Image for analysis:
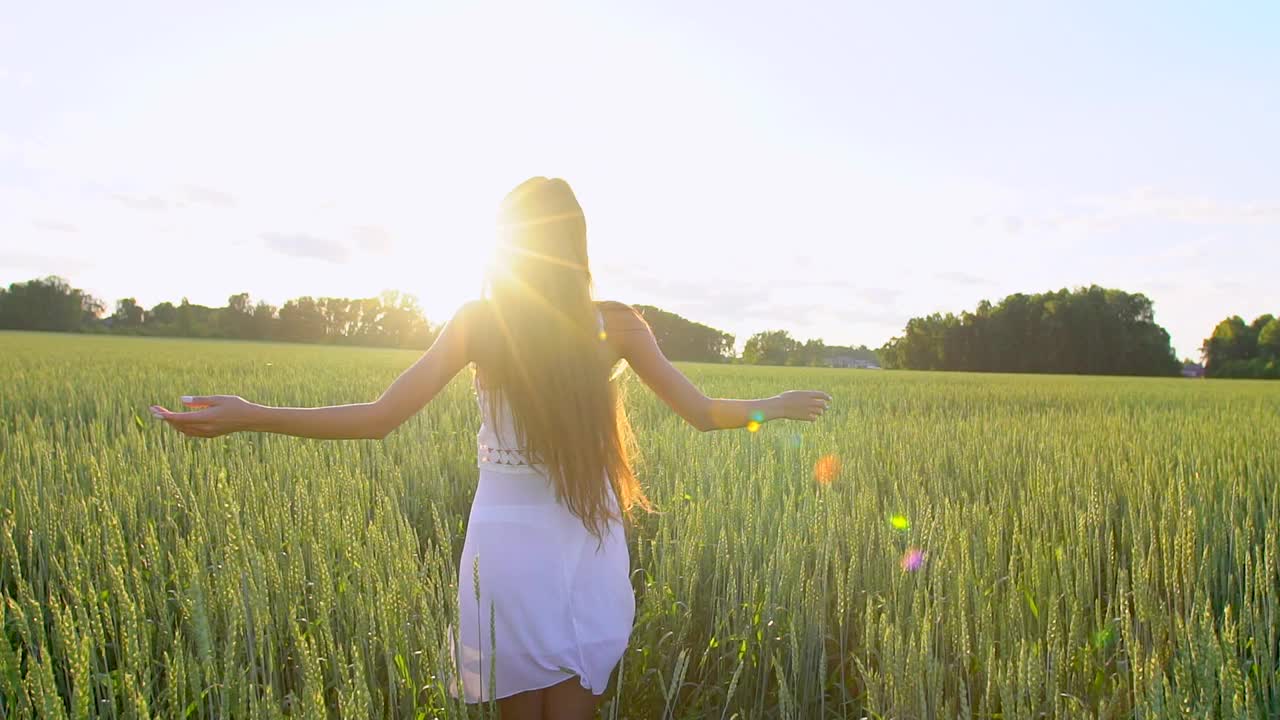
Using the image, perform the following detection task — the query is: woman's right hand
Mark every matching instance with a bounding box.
[150,395,258,438]
[776,391,832,422]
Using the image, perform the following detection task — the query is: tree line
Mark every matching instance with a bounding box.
[21,275,1256,378]
[633,305,735,362]
[740,330,879,367]
[0,276,437,349]
[1200,314,1280,379]
[0,276,885,366]
[632,305,879,366]
[0,276,867,364]
[877,285,1182,376]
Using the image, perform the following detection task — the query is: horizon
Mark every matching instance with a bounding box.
[0,272,1229,361]
[2,3,1277,359]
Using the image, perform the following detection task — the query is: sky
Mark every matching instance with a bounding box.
[2,1,1277,359]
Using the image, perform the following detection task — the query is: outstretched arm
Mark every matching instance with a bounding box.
[612,305,831,432]
[151,301,478,440]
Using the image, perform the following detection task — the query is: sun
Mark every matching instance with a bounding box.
[374,229,493,321]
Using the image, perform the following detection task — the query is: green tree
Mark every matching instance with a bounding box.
[81,293,106,327]
[348,297,385,343]
[278,296,326,343]
[1202,313,1280,378]
[147,301,178,328]
[220,292,254,338]
[1258,317,1280,361]
[633,305,735,362]
[786,338,825,366]
[321,297,355,341]
[112,298,145,329]
[250,301,278,340]
[376,290,435,348]
[174,297,219,337]
[1249,313,1274,337]
[1201,316,1252,376]
[0,276,97,331]
[882,286,1179,376]
[742,330,799,366]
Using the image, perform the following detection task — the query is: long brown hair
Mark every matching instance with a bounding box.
[473,177,649,539]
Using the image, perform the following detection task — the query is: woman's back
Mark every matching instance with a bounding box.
[453,302,635,703]
[467,298,645,514]
[473,305,606,472]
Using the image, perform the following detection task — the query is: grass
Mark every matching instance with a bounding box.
[1,330,1278,718]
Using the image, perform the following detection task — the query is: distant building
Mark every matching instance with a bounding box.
[1181,362,1205,378]
[828,354,881,369]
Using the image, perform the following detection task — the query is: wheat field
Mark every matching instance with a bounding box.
[1,330,1277,718]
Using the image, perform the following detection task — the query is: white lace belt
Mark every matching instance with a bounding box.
[477,442,543,474]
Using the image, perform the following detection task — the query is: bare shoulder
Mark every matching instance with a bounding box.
[454,298,492,325]
[595,300,650,333]
[446,299,493,359]
[595,300,656,362]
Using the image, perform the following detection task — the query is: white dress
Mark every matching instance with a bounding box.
[446,346,635,702]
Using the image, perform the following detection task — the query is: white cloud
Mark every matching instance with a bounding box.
[935,271,992,286]
[112,193,169,211]
[261,232,351,263]
[0,251,93,276]
[1046,188,1280,231]
[352,225,392,254]
[180,185,237,209]
[32,218,79,233]
[0,67,34,88]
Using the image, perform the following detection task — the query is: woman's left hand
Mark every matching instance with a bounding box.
[150,395,256,438]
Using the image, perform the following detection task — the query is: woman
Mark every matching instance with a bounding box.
[151,177,832,719]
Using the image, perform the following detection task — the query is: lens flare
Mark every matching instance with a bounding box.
[749,410,765,423]
[889,514,910,532]
[598,330,607,341]
[814,454,840,484]
[746,421,761,433]
[901,547,925,572]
